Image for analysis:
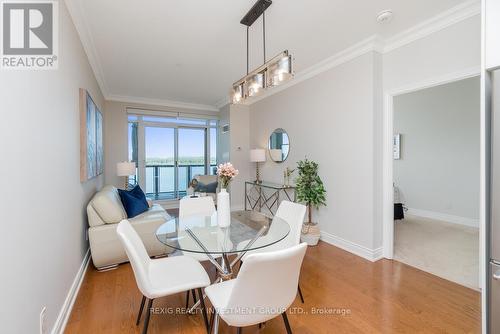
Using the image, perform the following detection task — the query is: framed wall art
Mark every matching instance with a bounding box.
[80,88,103,182]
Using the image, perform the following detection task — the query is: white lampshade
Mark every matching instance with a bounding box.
[116,161,136,176]
[250,149,266,162]
[269,149,283,162]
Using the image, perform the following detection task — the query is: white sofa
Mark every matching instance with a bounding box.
[87,185,172,270]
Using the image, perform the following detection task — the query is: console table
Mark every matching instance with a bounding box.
[244,181,296,217]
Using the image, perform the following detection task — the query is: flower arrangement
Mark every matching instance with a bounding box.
[217,162,239,189]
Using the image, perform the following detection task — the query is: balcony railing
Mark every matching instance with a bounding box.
[144,164,217,200]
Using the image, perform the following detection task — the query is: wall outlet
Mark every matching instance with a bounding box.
[39,307,47,334]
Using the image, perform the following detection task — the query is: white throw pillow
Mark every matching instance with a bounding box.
[91,185,127,224]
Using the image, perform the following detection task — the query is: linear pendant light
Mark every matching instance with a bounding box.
[230,0,293,104]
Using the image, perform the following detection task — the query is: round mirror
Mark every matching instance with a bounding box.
[268,128,290,163]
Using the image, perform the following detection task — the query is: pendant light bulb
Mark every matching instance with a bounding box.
[268,54,292,87]
[246,72,265,97]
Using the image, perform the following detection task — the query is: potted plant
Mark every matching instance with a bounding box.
[295,158,326,246]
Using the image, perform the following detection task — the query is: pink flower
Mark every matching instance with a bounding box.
[217,162,239,188]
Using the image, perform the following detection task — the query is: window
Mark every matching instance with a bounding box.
[127,113,219,200]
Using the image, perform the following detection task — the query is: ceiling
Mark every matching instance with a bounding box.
[70,0,472,110]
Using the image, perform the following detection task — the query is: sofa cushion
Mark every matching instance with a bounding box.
[90,185,127,224]
[195,181,218,193]
[129,204,170,222]
[118,185,149,218]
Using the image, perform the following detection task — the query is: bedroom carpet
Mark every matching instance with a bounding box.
[394,214,479,290]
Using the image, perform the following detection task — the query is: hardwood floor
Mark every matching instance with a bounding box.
[65,241,480,334]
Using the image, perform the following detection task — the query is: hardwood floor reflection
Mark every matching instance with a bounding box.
[65,241,480,333]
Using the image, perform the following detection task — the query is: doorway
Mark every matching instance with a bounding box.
[391,77,480,288]
[382,70,482,290]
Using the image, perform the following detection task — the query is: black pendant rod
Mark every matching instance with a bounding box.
[241,0,272,75]
[247,26,249,74]
[263,9,266,63]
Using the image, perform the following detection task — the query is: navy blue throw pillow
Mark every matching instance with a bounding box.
[118,185,149,218]
[129,185,149,207]
[195,181,218,193]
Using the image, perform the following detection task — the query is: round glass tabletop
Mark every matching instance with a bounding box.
[155,210,290,255]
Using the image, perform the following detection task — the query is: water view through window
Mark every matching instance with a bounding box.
[128,114,217,200]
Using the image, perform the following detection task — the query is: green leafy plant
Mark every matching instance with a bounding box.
[295,158,327,226]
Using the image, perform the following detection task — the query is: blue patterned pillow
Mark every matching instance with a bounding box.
[118,185,149,218]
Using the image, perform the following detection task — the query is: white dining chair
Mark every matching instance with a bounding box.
[205,243,308,334]
[116,220,211,334]
[179,196,216,218]
[273,200,307,247]
[240,201,307,302]
[179,196,220,307]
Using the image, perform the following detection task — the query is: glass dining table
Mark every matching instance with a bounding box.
[155,210,290,281]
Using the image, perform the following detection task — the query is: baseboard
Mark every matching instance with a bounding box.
[372,247,384,261]
[406,208,479,228]
[51,248,91,334]
[320,231,384,262]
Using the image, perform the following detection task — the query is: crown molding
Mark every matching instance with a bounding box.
[228,0,480,106]
[67,0,479,110]
[64,0,109,97]
[66,0,218,112]
[382,0,480,53]
[214,96,230,110]
[107,94,219,113]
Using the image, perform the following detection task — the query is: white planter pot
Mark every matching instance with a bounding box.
[301,223,321,246]
[217,188,231,228]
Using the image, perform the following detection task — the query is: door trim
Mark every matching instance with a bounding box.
[382,66,480,258]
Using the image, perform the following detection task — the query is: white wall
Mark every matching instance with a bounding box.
[0,2,104,333]
[217,104,230,164]
[228,104,252,209]
[485,0,500,70]
[393,77,480,223]
[104,101,128,188]
[248,52,380,252]
[383,16,480,92]
[243,14,480,258]
[380,15,480,248]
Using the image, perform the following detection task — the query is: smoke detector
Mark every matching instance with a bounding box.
[377,10,393,23]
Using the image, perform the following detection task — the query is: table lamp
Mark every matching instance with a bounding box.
[116,161,136,189]
[250,149,266,183]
